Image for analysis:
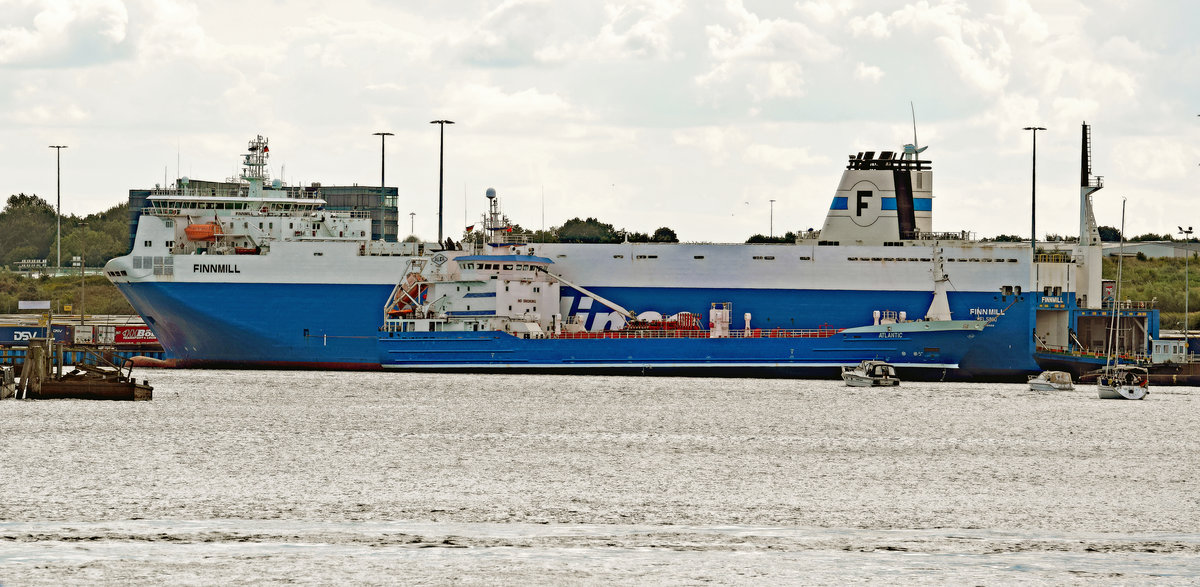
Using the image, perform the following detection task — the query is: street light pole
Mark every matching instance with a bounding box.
[1180,226,1193,346]
[49,145,67,274]
[430,120,454,245]
[1023,127,1045,261]
[77,222,87,328]
[769,199,776,238]
[372,132,393,242]
[410,212,415,236]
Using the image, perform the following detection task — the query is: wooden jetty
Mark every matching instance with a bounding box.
[5,339,152,401]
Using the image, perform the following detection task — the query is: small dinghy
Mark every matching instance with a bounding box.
[1027,370,1074,391]
[841,360,900,387]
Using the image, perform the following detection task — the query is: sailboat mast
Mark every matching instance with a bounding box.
[1107,198,1127,369]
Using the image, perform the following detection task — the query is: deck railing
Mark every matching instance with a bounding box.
[551,327,844,340]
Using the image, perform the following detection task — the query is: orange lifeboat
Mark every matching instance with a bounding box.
[184,222,223,242]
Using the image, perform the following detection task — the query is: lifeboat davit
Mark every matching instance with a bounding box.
[184,222,223,242]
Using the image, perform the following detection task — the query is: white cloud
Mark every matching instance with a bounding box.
[848,11,889,38]
[590,0,684,60]
[0,0,1197,244]
[672,126,748,164]
[696,0,840,103]
[0,0,130,67]
[854,62,883,83]
[796,0,855,24]
[888,1,1012,94]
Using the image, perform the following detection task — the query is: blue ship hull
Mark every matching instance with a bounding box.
[378,325,981,378]
[114,281,1035,378]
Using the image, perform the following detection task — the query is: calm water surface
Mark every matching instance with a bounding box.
[2,370,1199,585]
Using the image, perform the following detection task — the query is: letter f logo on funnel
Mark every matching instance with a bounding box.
[849,183,882,227]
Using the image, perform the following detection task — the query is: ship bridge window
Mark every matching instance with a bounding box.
[503,264,513,270]
[818,240,839,246]
[614,255,624,259]
[799,256,811,261]
[694,255,704,259]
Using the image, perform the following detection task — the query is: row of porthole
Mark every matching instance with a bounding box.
[604,255,814,261]
[846,257,1019,263]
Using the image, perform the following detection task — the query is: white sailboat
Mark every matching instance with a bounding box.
[1097,199,1149,400]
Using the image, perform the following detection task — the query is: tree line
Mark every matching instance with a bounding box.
[462,217,682,244]
[0,193,130,269]
[984,226,1194,243]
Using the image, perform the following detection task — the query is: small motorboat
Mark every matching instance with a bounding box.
[1097,365,1149,400]
[841,360,900,387]
[1027,370,1074,391]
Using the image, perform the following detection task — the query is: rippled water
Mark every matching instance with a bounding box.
[2,371,1199,584]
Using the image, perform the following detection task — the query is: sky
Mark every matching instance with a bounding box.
[1,0,1198,243]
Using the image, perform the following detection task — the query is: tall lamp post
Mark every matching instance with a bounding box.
[769,199,776,238]
[372,132,393,241]
[49,145,67,274]
[76,222,87,328]
[1180,226,1193,346]
[409,212,416,236]
[1023,127,1045,261]
[430,120,454,244]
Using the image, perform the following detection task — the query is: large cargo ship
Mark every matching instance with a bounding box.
[103,127,1130,378]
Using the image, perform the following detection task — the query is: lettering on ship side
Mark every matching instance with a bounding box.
[969,308,1003,316]
[193,264,242,274]
[878,332,902,338]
